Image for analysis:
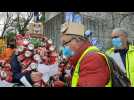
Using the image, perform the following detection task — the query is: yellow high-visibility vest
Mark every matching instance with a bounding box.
[106,45,134,87]
[71,46,112,87]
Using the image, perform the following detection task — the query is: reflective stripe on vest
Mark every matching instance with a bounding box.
[71,46,112,87]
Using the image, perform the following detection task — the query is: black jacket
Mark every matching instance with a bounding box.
[10,54,33,85]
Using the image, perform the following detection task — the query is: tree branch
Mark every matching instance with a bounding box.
[20,12,33,33]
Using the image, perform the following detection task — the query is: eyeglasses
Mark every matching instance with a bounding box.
[112,36,119,39]
[62,38,75,46]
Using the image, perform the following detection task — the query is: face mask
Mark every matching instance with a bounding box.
[62,46,75,58]
[112,37,122,49]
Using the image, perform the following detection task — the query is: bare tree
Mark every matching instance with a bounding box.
[14,12,34,34]
[1,12,14,36]
[1,12,34,37]
[116,12,134,27]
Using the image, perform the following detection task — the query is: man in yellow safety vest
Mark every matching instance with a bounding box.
[106,28,134,87]
[59,22,111,87]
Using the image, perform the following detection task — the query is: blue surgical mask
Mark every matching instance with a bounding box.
[112,37,122,49]
[62,46,75,57]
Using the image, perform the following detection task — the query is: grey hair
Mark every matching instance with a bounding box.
[112,28,128,36]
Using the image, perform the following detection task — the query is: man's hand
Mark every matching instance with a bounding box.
[53,80,65,87]
[31,72,43,82]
